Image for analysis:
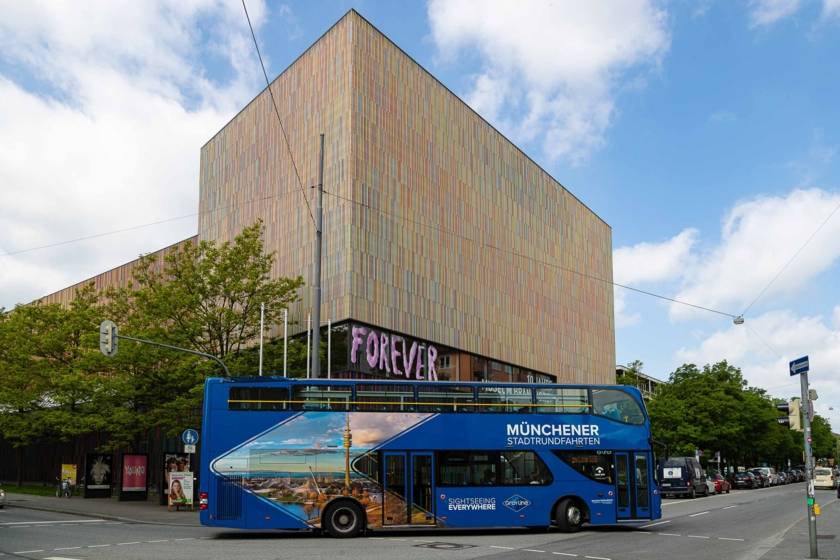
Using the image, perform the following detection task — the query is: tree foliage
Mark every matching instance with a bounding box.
[648,360,834,469]
[0,221,303,457]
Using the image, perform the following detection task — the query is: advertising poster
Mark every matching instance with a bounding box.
[160,453,191,505]
[168,472,194,508]
[119,454,148,500]
[84,453,113,498]
[60,464,78,485]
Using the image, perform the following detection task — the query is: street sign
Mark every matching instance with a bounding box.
[184,444,196,454]
[790,356,809,376]
[181,429,199,445]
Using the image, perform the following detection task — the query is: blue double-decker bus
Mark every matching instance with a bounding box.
[199,378,661,537]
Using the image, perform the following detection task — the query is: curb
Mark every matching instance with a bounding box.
[6,499,202,528]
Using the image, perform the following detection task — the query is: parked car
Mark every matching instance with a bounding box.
[730,471,758,489]
[0,483,5,508]
[750,469,770,488]
[752,467,776,486]
[814,467,837,489]
[777,472,788,485]
[658,456,710,498]
[710,472,731,494]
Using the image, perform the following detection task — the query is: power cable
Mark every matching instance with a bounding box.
[742,196,840,317]
[241,0,315,226]
[322,190,739,320]
[0,188,302,258]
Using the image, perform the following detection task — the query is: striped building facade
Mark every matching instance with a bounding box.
[41,11,614,385]
[198,11,614,384]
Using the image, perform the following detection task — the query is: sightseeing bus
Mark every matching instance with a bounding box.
[199,377,661,537]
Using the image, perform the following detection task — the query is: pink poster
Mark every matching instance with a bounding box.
[122,454,148,492]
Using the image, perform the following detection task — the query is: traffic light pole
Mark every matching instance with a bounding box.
[800,371,817,559]
[117,334,231,378]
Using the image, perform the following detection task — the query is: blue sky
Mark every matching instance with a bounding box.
[1,1,839,424]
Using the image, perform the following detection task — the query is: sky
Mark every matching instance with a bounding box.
[1,1,840,425]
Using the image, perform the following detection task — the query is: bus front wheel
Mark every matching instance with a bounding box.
[324,501,365,538]
[554,498,584,533]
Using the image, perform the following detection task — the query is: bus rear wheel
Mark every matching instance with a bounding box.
[324,501,365,538]
[554,498,584,533]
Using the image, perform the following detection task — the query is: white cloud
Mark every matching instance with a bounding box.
[748,0,802,27]
[676,307,840,428]
[614,229,697,285]
[671,189,840,320]
[825,0,840,18]
[427,0,670,164]
[0,0,270,308]
[612,229,697,327]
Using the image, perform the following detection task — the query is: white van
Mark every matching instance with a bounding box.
[814,467,836,489]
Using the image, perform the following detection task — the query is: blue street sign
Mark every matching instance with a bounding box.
[181,428,199,445]
[790,356,809,376]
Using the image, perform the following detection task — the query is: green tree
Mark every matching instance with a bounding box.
[102,220,304,446]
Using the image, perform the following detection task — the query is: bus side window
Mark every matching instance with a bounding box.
[591,389,645,424]
[417,385,475,412]
[354,384,415,412]
[291,385,351,411]
[476,386,533,413]
[535,387,588,413]
[228,387,289,411]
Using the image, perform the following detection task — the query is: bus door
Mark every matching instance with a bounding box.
[615,451,652,519]
[382,452,435,526]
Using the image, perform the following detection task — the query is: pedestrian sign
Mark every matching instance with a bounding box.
[181,429,199,445]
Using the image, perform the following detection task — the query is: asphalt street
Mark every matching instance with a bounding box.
[1,484,835,560]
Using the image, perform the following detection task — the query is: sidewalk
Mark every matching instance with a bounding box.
[5,491,201,526]
[761,497,840,560]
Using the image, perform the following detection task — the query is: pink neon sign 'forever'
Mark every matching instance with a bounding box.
[349,325,438,381]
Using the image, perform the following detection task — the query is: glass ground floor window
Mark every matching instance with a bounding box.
[261,319,557,384]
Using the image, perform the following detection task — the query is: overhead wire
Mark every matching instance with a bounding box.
[742,196,840,317]
[241,0,315,226]
[0,188,302,258]
[322,189,740,320]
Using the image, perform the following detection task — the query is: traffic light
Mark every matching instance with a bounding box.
[99,320,119,357]
[776,399,802,431]
[789,398,802,432]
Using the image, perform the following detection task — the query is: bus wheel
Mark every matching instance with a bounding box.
[555,498,583,533]
[324,501,364,538]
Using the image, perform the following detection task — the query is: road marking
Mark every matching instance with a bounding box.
[368,537,385,540]
[552,554,578,557]
[116,541,141,545]
[723,505,737,510]
[174,537,195,541]
[584,556,611,560]
[13,551,44,554]
[491,546,514,549]
[44,557,85,560]
[412,539,434,542]
[659,533,681,536]
[688,535,710,539]
[718,537,745,541]
[523,549,546,553]
[389,538,407,541]
[689,511,710,517]
[640,520,671,528]
[0,519,104,526]
[87,544,111,548]
[146,539,169,543]
[54,547,82,550]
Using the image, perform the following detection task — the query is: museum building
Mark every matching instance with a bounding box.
[41,10,615,386]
